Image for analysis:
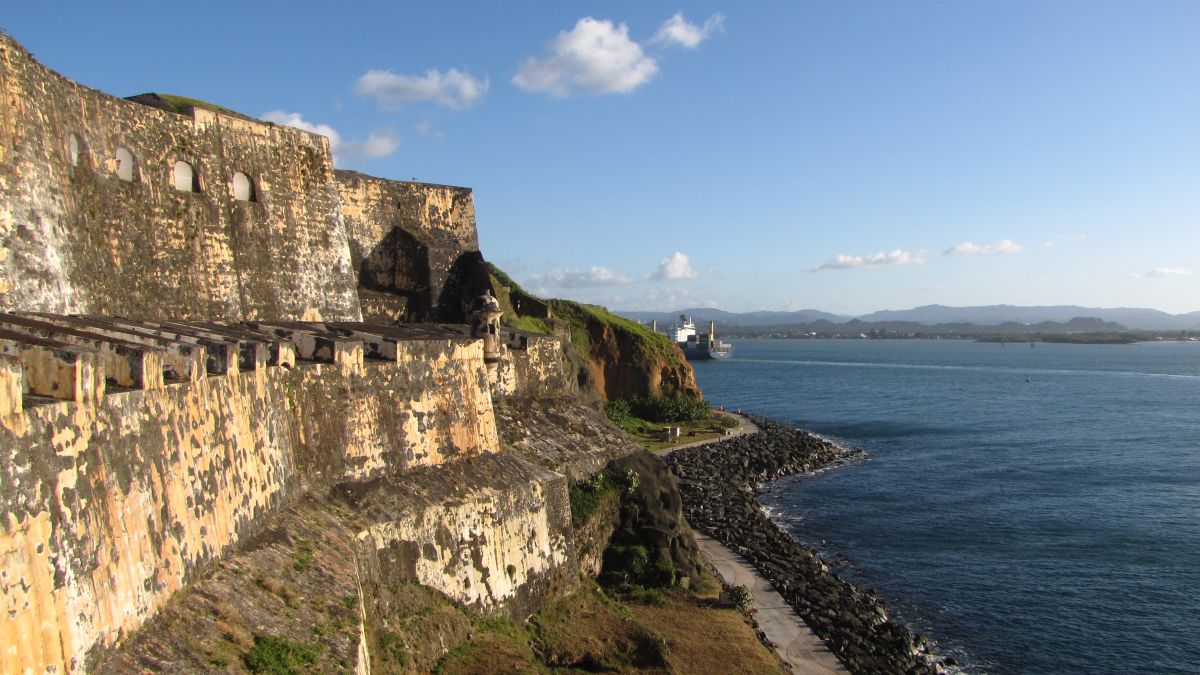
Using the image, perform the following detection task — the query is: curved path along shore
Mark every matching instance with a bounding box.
[665,412,849,675]
[662,410,760,453]
[697,534,848,675]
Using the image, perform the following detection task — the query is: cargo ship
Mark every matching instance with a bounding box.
[671,314,733,360]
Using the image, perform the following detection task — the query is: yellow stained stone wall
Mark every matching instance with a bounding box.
[0,338,498,673]
[493,334,571,398]
[351,453,577,620]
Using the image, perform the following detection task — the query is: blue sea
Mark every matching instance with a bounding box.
[690,339,1200,675]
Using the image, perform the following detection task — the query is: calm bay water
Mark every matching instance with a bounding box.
[690,339,1200,674]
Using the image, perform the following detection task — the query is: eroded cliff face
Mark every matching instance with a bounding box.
[578,314,701,402]
[488,266,701,403]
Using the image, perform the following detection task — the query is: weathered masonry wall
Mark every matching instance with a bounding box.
[336,170,481,322]
[94,454,577,674]
[351,453,576,620]
[496,396,643,479]
[492,331,572,398]
[0,34,361,321]
[0,319,498,674]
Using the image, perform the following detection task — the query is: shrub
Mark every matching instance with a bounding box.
[243,635,321,673]
[629,395,711,423]
[604,399,634,427]
[568,471,616,527]
[727,585,753,612]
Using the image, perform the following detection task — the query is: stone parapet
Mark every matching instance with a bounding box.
[0,317,499,673]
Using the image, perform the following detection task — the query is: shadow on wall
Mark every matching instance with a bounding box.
[359,226,432,321]
[434,251,495,323]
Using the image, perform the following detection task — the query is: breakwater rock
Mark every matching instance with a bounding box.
[666,416,947,675]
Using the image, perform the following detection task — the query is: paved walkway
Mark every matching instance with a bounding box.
[660,411,846,672]
[696,534,848,675]
[658,410,759,455]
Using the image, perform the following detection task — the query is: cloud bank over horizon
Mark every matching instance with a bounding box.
[944,239,1023,256]
[814,249,924,271]
[528,266,632,289]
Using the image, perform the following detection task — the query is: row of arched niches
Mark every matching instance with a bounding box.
[67,133,258,202]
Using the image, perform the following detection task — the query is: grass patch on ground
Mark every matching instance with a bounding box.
[625,574,784,675]
[530,581,667,671]
[432,576,784,674]
[432,615,540,675]
[243,635,321,674]
[606,406,740,453]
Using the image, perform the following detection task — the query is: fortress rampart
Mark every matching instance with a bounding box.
[337,171,480,323]
[0,31,604,674]
[0,319,507,671]
[0,36,360,322]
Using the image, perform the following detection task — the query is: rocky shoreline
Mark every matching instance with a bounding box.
[666,415,952,675]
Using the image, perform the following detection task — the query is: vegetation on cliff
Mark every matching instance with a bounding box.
[488,263,702,401]
[440,452,780,674]
[127,92,258,121]
[435,577,785,675]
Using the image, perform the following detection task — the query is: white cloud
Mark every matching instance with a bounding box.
[611,286,701,311]
[1144,267,1193,279]
[652,252,698,281]
[355,68,488,109]
[261,111,399,165]
[262,110,339,142]
[529,266,632,288]
[943,239,1023,256]
[652,12,725,48]
[513,17,659,96]
[813,249,924,271]
[339,131,399,159]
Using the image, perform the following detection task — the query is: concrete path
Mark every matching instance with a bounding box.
[658,410,760,455]
[696,534,848,675]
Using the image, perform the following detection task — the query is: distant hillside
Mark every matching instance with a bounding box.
[855,304,1200,330]
[616,305,1200,331]
[619,308,849,327]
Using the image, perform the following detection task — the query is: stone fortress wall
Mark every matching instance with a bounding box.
[0,35,361,322]
[0,32,599,674]
[336,170,481,323]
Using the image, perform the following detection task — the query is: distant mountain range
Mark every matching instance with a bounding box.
[616,305,1200,331]
[619,308,851,327]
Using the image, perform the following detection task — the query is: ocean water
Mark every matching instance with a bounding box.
[690,339,1200,675]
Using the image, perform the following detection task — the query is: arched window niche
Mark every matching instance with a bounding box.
[115,147,135,181]
[173,160,200,193]
[232,172,256,202]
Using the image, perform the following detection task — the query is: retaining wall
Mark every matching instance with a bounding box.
[0,332,498,673]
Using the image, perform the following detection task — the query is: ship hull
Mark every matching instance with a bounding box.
[680,344,734,360]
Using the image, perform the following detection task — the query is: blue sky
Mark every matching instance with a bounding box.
[6,2,1200,314]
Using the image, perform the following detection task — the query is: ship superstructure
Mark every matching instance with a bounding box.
[672,314,733,360]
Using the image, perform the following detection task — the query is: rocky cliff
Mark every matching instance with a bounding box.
[489,265,700,403]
